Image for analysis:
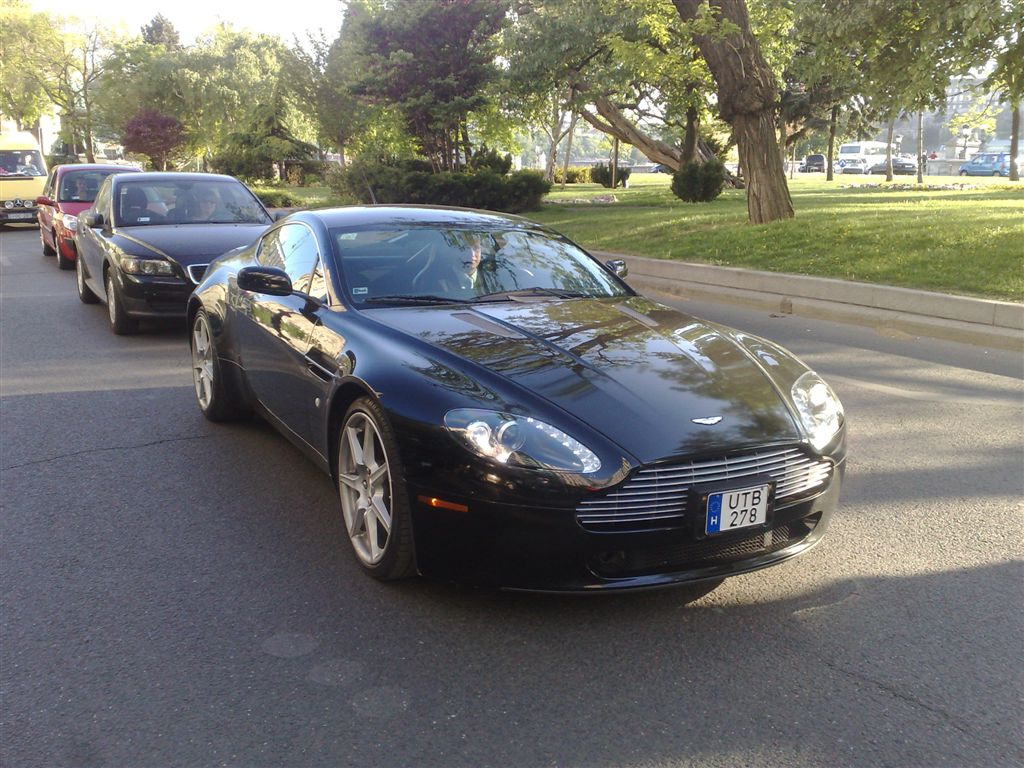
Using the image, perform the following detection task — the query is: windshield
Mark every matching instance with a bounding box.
[114,178,271,227]
[0,150,45,177]
[58,170,124,203]
[331,226,631,306]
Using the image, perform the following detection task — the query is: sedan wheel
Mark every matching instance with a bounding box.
[41,227,56,256]
[76,254,99,304]
[190,310,249,422]
[105,271,138,335]
[337,398,415,580]
[56,246,73,271]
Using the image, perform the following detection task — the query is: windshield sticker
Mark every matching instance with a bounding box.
[352,287,368,295]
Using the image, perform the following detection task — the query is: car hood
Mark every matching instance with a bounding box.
[112,223,269,265]
[56,201,93,216]
[368,296,802,463]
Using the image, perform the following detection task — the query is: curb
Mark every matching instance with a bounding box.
[591,251,1023,352]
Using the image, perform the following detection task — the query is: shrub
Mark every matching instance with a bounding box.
[253,189,301,208]
[671,159,726,203]
[591,163,631,188]
[553,166,591,184]
[327,162,551,213]
[468,145,513,175]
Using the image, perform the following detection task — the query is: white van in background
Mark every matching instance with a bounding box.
[835,141,890,174]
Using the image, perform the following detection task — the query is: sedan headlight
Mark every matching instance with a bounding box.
[444,408,601,474]
[60,213,78,232]
[791,371,844,451]
[120,257,175,276]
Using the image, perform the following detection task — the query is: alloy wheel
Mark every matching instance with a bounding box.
[191,314,215,412]
[338,411,394,566]
[106,274,118,325]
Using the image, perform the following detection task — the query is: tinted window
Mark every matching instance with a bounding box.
[331,227,630,306]
[93,179,112,219]
[260,224,320,294]
[59,171,119,203]
[113,178,271,227]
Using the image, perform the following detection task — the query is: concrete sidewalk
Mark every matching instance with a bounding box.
[594,251,1023,352]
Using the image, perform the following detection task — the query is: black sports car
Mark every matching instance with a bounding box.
[75,172,273,334]
[865,157,918,175]
[189,206,846,592]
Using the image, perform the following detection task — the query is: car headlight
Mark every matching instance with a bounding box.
[791,371,844,451]
[120,257,176,276]
[444,408,601,474]
[60,213,78,232]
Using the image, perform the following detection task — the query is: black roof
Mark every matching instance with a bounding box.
[289,205,544,232]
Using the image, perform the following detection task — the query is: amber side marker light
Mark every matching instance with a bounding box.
[417,495,469,513]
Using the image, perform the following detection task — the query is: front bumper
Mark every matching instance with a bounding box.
[1,206,39,224]
[113,269,193,319]
[409,459,845,592]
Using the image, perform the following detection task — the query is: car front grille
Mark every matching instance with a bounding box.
[576,446,832,533]
[187,263,209,284]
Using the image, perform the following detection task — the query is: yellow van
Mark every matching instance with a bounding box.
[0,131,48,225]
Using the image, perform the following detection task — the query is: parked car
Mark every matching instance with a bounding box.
[188,206,846,593]
[0,131,47,226]
[798,154,826,172]
[865,157,917,175]
[958,152,1020,177]
[36,164,139,269]
[75,172,273,334]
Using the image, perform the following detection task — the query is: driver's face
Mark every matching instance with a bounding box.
[463,244,481,273]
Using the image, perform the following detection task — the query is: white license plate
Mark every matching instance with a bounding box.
[6,212,34,220]
[706,484,770,535]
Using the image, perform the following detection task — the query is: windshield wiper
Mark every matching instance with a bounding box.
[362,294,474,306]
[472,287,589,302]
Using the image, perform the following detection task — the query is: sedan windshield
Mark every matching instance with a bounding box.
[114,179,271,227]
[331,227,631,306]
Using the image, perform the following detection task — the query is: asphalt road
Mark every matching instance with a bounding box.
[2,226,1022,768]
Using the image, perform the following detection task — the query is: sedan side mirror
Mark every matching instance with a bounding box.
[605,259,628,278]
[237,265,293,296]
[35,195,55,207]
[83,212,104,228]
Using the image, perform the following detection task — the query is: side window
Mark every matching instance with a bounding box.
[93,180,112,219]
[307,258,329,304]
[43,169,58,198]
[258,224,320,296]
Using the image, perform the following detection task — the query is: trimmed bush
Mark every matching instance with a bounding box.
[591,163,631,188]
[553,166,591,184]
[253,188,301,208]
[327,162,551,213]
[468,145,513,175]
[671,159,726,203]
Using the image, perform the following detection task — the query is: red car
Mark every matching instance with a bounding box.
[37,164,139,269]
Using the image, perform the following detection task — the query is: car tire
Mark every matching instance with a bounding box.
[993,171,1000,177]
[56,247,73,271]
[337,397,416,581]
[190,309,249,422]
[41,227,56,256]
[105,270,139,335]
[76,254,99,304]
[960,171,968,176]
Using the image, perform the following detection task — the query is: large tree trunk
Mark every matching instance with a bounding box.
[672,0,793,223]
[1010,102,1020,182]
[827,105,838,181]
[560,112,578,191]
[682,105,699,164]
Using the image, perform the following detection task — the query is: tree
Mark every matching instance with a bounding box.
[672,0,794,223]
[141,14,181,49]
[123,108,184,169]
[216,87,318,181]
[986,10,1023,181]
[0,1,54,131]
[356,0,506,171]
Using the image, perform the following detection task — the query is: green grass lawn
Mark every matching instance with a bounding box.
[532,173,1024,302]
